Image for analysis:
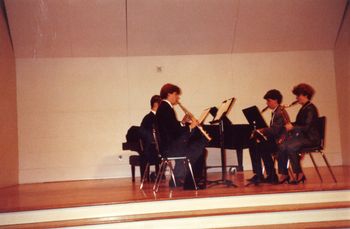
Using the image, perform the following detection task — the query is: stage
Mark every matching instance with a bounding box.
[0,166,349,228]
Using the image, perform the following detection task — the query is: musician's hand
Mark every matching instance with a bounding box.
[285,123,293,131]
[189,119,199,131]
[181,114,191,125]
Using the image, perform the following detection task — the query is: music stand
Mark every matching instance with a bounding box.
[242,106,268,129]
[208,97,237,187]
[242,105,269,143]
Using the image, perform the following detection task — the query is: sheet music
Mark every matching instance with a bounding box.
[213,98,235,122]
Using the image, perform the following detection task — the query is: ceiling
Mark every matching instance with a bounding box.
[4,0,348,58]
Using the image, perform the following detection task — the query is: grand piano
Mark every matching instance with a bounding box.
[203,107,253,172]
[122,107,253,177]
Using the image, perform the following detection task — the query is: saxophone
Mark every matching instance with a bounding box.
[177,102,212,142]
[277,101,298,144]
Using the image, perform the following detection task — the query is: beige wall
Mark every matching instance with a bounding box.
[17,50,342,183]
[0,9,18,187]
[334,9,350,166]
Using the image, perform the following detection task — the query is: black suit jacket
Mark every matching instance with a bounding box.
[141,111,156,131]
[262,105,285,141]
[139,111,158,162]
[293,102,320,145]
[155,101,189,151]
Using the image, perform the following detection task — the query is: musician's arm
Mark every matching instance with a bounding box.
[261,111,284,138]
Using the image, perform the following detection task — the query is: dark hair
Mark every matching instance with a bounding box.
[150,95,161,108]
[160,83,181,99]
[263,89,283,104]
[292,83,315,100]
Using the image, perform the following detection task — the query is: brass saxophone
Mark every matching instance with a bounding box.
[277,100,298,144]
[177,102,212,141]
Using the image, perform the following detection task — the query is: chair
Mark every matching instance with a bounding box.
[299,116,337,183]
[144,128,197,192]
[138,128,161,189]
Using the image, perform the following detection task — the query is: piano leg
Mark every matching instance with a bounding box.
[236,148,244,172]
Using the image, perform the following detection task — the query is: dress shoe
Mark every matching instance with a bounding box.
[279,175,290,184]
[150,172,157,182]
[196,182,206,190]
[196,179,207,189]
[265,174,279,184]
[183,181,206,190]
[246,175,264,186]
[183,177,200,190]
[290,175,306,185]
[246,175,264,182]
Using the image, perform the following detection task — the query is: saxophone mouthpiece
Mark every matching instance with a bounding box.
[289,100,298,107]
[261,106,269,113]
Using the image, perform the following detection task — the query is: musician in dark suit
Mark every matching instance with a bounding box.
[140,95,162,165]
[278,83,320,184]
[247,89,285,185]
[156,83,207,189]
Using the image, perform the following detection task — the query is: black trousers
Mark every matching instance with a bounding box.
[278,135,318,175]
[248,139,277,177]
[166,129,207,181]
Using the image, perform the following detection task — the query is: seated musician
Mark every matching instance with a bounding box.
[278,83,320,184]
[155,83,207,189]
[139,95,162,178]
[247,89,284,185]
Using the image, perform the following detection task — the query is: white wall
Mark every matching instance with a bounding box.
[16,50,342,183]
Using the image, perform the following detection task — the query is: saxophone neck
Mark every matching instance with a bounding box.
[178,102,191,115]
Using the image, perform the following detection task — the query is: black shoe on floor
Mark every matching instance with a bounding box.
[246,175,264,186]
[183,181,206,190]
[150,172,157,182]
[265,174,279,184]
[246,175,264,183]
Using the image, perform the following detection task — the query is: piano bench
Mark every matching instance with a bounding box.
[129,155,141,182]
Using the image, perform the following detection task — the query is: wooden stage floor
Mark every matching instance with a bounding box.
[1,166,349,213]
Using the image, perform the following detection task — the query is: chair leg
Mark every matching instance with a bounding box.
[261,158,266,176]
[153,160,167,192]
[167,160,177,187]
[320,150,337,183]
[287,159,295,181]
[140,163,150,190]
[185,158,198,190]
[131,165,135,182]
[309,153,323,182]
[153,159,165,192]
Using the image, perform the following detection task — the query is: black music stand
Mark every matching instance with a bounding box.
[242,106,268,129]
[208,97,237,187]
